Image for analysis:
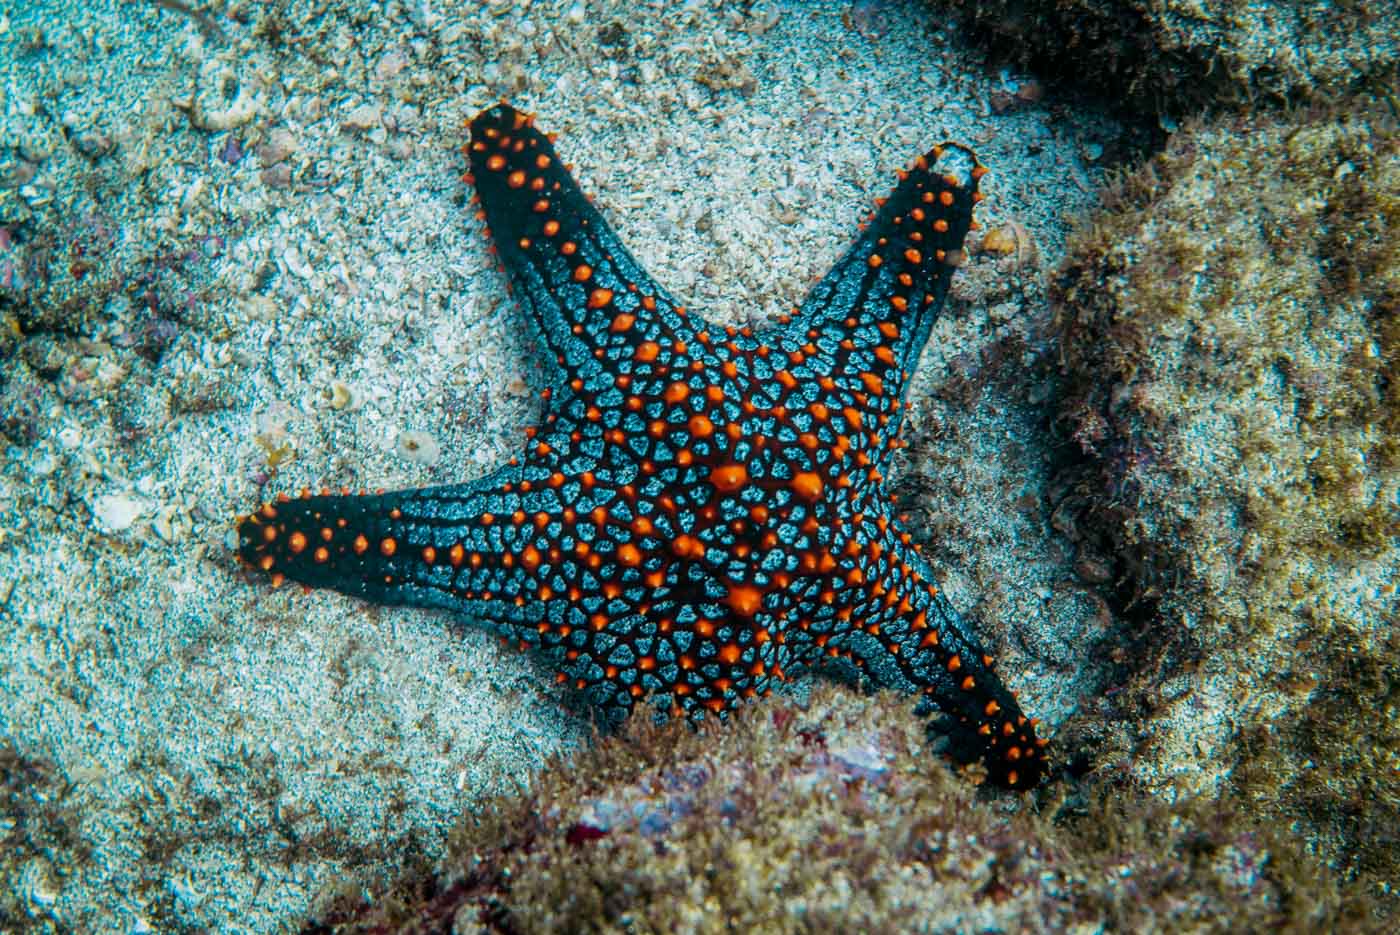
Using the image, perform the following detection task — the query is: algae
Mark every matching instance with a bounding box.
[932,0,1400,116]
[1053,100,1399,895]
[306,686,1383,933]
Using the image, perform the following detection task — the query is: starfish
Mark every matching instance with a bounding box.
[237,103,1047,789]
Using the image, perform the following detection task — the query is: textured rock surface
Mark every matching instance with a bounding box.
[934,0,1400,113]
[312,686,1382,933]
[1054,102,1398,891]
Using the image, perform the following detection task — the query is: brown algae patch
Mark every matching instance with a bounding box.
[310,686,1384,933]
[1053,100,1399,892]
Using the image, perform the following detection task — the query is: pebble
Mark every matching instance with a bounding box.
[92,493,145,532]
[31,446,60,477]
[73,131,115,159]
[19,860,58,911]
[259,164,292,188]
[283,247,313,279]
[342,103,381,131]
[328,380,358,410]
[258,129,298,167]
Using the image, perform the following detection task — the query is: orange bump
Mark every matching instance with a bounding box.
[618,543,642,566]
[588,287,613,309]
[573,264,592,282]
[486,154,506,171]
[689,414,714,438]
[288,531,307,553]
[671,534,704,560]
[791,471,823,501]
[507,169,526,188]
[710,463,748,492]
[726,585,763,616]
[380,537,397,557]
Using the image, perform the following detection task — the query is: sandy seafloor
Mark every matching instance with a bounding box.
[0,0,1123,929]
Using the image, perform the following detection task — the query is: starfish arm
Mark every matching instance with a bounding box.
[793,143,983,448]
[824,521,1046,789]
[236,462,573,622]
[235,449,711,725]
[465,103,699,391]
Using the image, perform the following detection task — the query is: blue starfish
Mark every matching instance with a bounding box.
[238,103,1047,788]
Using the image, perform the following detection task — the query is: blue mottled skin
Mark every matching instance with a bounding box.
[237,104,1047,789]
